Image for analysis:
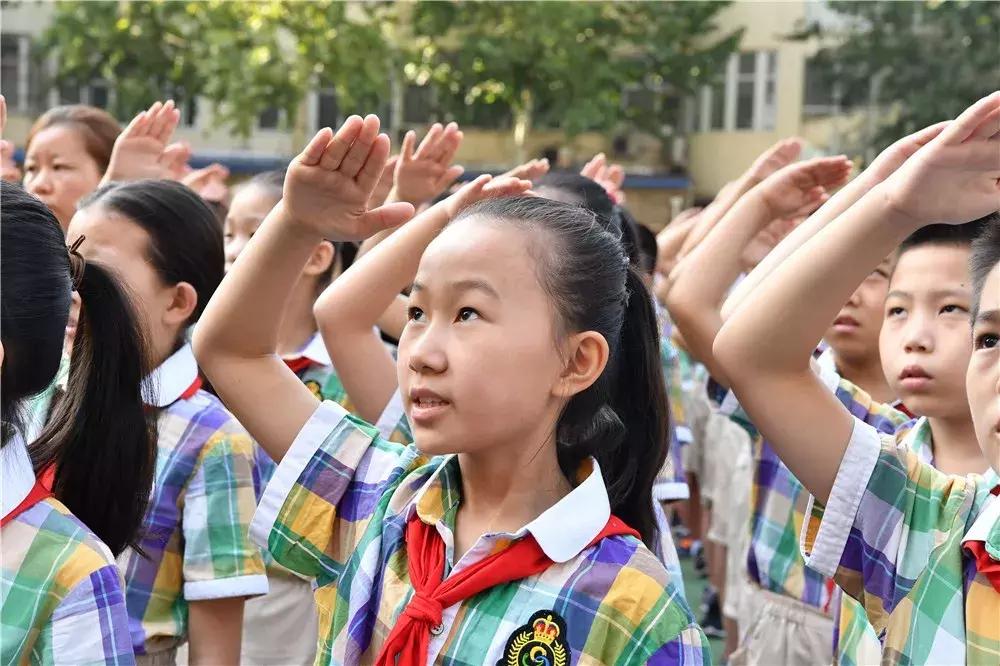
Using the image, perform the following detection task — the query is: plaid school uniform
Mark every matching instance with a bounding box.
[833,418,935,666]
[801,417,1000,665]
[117,343,267,656]
[2,438,135,665]
[655,336,690,502]
[716,358,912,610]
[251,401,711,665]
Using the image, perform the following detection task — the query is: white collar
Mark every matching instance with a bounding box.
[285,333,331,367]
[2,434,36,518]
[519,457,612,563]
[144,343,199,408]
[962,487,1000,546]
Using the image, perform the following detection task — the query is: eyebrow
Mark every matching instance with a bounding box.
[975,309,1000,326]
[411,278,501,299]
[886,288,969,300]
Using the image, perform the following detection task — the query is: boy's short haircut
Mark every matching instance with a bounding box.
[969,213,1000,320]
[899,218,991,255]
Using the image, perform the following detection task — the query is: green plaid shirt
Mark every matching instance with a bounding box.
[802,417,1000,665]
[251,401,711,665]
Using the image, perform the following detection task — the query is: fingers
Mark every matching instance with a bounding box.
[121,109,150,139]
[360,201,416,235]
[148,100,178,142]
[319,115,363,170]
[435,164,465,190]
[400,131,416,162]
[300,127,334,167]
[434,124,463,166]
[338,114,381,178]
[939,91,1000,144]
[482,176,533,198]
[906,121,950,148]
[357,133,391,191]
[606,164,625,189]
[581,153,606,179]
[970,103,1000,141]
[414,123,443,160]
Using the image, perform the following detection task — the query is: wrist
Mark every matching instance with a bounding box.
[869,181,928,236]
[272,200,334,243]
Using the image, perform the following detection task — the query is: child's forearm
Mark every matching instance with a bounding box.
[716,185,917,379]
[720,173,874,320]
[666,193,772,383]
[677,179,747,258]
[187,598,245,666]
[316,201,449,341]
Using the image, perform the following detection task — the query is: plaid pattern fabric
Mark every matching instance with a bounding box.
[251,401,711,665]
[719,376,911,610]
[2,498,135,665]
[802,418,1000,665]
[655,337,690,501]
[117,389,267,655]
[833,418,935,665]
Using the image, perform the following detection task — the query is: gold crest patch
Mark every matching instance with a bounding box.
[497,609,569,666]
[303,379,323,400]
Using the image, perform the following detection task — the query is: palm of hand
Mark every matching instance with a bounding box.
[112,137,169,180]
[396,159,447,203]
[284,165,370,238]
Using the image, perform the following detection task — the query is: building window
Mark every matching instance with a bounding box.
[87,82,110,109]
[316,89,340,130]
[259,106,280,130]
[693,50,778,133]
[1,34,30,111]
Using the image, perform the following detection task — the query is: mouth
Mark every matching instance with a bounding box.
[831,315,860,332]
[898,365,933,390]
[408,387,452,424]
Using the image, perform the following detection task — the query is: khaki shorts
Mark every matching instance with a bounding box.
[706,417,752,545]
[730,587,834,666]
[136,648,178,666]
[241,571,319,665]
[722,438,753,622]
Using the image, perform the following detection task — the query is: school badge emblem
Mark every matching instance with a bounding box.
[303,379,323,400]
[497,610,569,666]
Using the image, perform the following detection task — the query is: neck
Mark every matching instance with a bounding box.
[456,429,572,537]
[835,353,896,404]
[276,279,320,358]
[928,415,989,476]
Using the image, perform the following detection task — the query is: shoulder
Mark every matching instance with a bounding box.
[3,498,119,594]
[164,389,255,459]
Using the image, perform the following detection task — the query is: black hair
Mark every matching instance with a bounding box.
[80,180,224,331]
[1,182,154,556]
[242,169,357,277]
[899,218,990,254]
[454,196,669,547]
[535,172,641,266]
[626,211,657,276]
[969,214,1000,320]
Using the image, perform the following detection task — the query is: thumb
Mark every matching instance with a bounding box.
[435,165,465,189]
[360,202,416,236]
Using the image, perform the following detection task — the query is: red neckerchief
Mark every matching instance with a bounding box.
[374,514,639,666]
[284,357,314,375]
[145,376,203,413]
[964,484,1000,594]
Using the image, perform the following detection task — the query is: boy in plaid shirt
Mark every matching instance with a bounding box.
[716,93,1000,665]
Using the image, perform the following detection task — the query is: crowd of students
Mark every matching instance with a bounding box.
[0,84,997,666]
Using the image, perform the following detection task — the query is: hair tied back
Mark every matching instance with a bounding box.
[67,235,87,290]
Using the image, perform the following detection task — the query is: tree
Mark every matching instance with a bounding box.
[41,0,391,138]
[408,1,741,160]
[798,0,1000,155]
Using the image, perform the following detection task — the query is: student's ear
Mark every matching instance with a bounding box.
[162,282,198,330]
[553,331,610,399]
[302,240,336,278]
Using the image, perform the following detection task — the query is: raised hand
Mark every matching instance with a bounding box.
[501,157,550,181]
[443,174,533,219]
[0,95,21,183]
[181,163,230,203]
[755,155,853,218]
[881,91,1000,226]
[102,100,181,183]
[369,154,399,208]
[744,137,804,184]
[392,122,464,206]
[161,141,192,181]
[282,115,414,240]
[863,121,949,185]
[581,153,626,203]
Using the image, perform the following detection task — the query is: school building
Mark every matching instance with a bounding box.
[2,0,861,227]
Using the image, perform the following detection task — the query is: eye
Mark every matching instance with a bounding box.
[872,268,890,280]
[407,306,425,322]
[886,306,906,317]
[940,304,967,315]
[974,332,999,350]
[456,307,480,322]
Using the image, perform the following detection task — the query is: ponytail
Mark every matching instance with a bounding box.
[31,259,155,556]
[455,196,669,547]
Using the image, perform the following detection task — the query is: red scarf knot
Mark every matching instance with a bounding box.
[402,592,443,627]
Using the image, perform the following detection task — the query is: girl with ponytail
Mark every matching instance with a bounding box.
[1,181,149,665]
[194,115,708,664]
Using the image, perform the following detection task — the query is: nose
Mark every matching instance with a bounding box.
[902,312,934,354]
[405,322,448,376]
[25,167,55,196]
[845,285,863,308]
